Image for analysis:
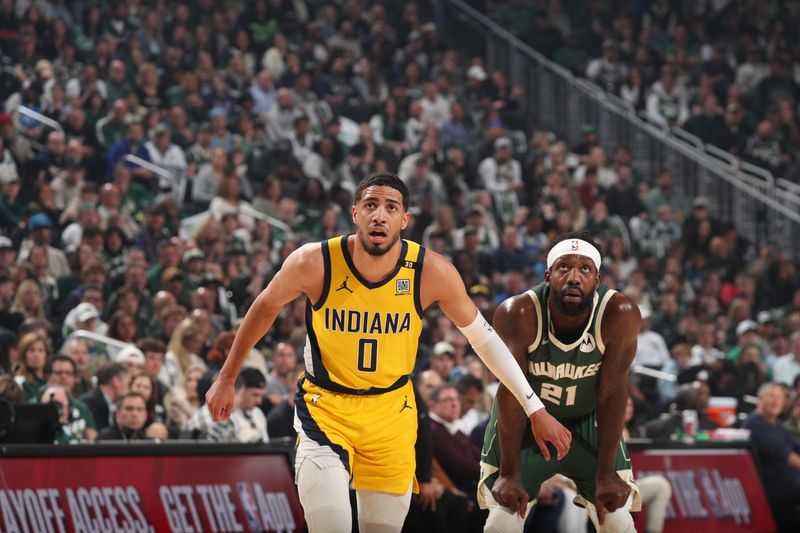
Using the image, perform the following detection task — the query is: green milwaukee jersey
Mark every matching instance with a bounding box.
[526,282,616,420]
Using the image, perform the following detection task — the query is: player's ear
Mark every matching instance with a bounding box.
[544,270,551,285]
[401,211,411,230]
[351,204,357,223]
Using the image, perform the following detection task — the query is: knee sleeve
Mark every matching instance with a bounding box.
[355,483,412,533]
[296,455,352,533]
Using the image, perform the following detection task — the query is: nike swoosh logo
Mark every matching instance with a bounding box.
[526,392,535,399]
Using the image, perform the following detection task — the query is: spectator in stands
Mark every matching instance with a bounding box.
[78,362,128,432]
[204,367,269,443]
[0,167,21,232]
[774,332,800,387]
[265,341,298,407]
[744,119,789,176]
[97,392,150,442]
[59,338,92,396]
[477,137,522,223]
[427,382,484,530]
[18,213,70,279]
[129,372,168,437]
[14,332,49,401]
[632,305,671,407]
[586,40,627,94]
[39,382,97,443]
[743,382,800,531]
[46,354,84,402]
[106,120,152,180]
[429,342,456,382]
[164,364,204,437]
[453,374,486,437]
[162,318,207,390]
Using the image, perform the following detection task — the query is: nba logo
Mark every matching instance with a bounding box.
[238,482,264,532]
[571,240,579,251]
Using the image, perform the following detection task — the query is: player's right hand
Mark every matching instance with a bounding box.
[529,409,572,461]
[492,474,528,517]
[206,377,235,421]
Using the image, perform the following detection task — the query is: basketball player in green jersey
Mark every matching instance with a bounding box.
[207,173,571,533]
[479,232,641,533]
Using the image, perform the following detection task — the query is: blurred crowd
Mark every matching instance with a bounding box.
[483,0,800,180]
[0,0,798,531]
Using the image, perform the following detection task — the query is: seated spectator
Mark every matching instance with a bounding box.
[18,214,71,280]
[743,120,788,176]
[13,332,50,402]
[145,124,187,186]
[78,363,129,432]
[265,342,299,407]
[633,305,671,407]
[58,338,93,397]
[645,66,689,128]
[428,383,481,497]
[453,374,487,437]
[196,368,269,443]
[97,392,151,442]
[39,383,97,443]
[129,372,168,438]
[161,318,208,390]
[477,137,522,223]
[743,383,800,531]
[586,40,627,94]
[623,397,672,533]
[106,121,152,182]
[164,364,204,437]
[773,332,800,387]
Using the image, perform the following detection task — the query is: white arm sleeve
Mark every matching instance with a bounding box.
[458,310,544,416]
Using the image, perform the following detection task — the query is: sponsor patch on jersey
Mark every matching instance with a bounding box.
[396,278,410,294]
[579,333,596,353]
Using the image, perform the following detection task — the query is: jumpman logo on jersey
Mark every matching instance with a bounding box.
[399,396,412,413]
[336,276,354,293]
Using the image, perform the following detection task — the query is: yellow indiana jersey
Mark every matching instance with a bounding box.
[303,235,425,393]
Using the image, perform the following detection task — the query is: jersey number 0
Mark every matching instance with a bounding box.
[357,338,378,372]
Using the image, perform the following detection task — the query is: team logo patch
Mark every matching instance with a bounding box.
[336,276,354,293]
[580,334,596,353]
[396,279,410,294]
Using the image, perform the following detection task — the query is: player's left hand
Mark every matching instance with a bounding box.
[414,481,440,511]
[594,475,631,525]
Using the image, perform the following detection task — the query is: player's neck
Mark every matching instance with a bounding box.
[350,236,402,283]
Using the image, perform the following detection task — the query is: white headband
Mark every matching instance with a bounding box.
[547,239,601,270]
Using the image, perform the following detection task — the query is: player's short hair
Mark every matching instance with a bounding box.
[354,172,409,211]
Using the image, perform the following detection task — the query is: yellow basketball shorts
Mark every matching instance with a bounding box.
[294,376,418,494]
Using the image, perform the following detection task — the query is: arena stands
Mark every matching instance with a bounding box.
[0,1,799,531]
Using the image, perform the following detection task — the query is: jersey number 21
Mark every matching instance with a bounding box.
[540,383,577,406]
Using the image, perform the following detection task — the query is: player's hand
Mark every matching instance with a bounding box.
[594,475,631,525]
[206,377,236,421]
[529,409,571,461]
[491,474,528,517]
[414,481,439,512]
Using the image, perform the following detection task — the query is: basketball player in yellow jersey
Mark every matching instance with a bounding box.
[206,172,571,533]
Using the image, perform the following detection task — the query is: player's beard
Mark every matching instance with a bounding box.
[357,229,399,256]
[550,285,593,317]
